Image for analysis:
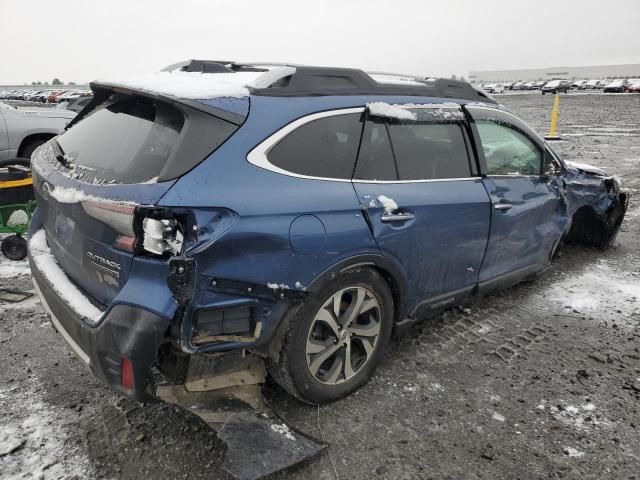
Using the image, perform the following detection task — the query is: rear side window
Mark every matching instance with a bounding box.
[354,119,397,181]
[57,95,238,184]
[386,122,472,180]
[267,113,362,179]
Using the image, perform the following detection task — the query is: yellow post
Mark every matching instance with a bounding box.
[545,94,561,140]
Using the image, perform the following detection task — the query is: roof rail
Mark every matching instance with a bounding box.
[158,60,496,103]
[251,66,495,103]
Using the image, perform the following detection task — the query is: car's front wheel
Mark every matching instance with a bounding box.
[269,268,393,404]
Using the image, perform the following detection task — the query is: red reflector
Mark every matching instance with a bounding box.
[121,357,134,389]
[113,235,136,252]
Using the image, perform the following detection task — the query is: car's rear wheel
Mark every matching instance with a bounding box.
[269,268,393,404]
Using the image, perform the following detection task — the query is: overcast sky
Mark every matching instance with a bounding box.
[1,0,639,85]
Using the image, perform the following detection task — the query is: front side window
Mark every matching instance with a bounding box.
[475,120,542,176]
[267,113,362,179]
[386,122,472,180]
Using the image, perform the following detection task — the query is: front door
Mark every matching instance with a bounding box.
[352,104,491,315]
[466,106,567,284]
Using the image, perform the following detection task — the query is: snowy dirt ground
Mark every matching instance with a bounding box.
[1,92,639,480]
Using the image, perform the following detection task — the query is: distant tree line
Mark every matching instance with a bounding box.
[28,78,76,86]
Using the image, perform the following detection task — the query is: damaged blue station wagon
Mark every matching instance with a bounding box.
[28,61,628,404]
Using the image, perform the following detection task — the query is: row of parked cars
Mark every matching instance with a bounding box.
[480,78,640,94]
[0,88,91,104]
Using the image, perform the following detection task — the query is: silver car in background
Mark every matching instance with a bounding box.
[0,102,75,160]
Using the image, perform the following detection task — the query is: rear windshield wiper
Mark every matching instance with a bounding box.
[51,139,70,168]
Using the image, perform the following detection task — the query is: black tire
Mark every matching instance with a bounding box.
[1,235,28,261]
[19,138,48,160]
[268,268,394,404]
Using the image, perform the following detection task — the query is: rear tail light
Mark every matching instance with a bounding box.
[82,201,136,236]
[82,200,137,252]
[82,200,187,256]
[120,357,134,389]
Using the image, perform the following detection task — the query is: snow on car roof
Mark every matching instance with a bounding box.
[96,67,296,100]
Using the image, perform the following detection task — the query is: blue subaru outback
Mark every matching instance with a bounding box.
[28,61,628,404]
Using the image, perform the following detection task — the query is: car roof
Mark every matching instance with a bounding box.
[92,60,497,106]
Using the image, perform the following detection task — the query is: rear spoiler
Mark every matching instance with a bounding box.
[65,82,247,132]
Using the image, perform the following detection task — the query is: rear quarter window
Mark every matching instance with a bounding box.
[267,113,362,179]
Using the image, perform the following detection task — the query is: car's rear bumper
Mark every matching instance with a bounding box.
[29,242,169,402]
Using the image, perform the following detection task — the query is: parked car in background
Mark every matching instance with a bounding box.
[61,94,93,113]
[502,82,514,90]
[27,61,628,405]
[0,101,75,161]
[541,80,571,94]
[627,82,640,93]
[47,91,67,103]
[603,79,628,93]
[522,81,535,90]
[596,80,608,89]
[532,81,545,90]
[571,80,587,90]
[483,83,504,94]
[56,91,86,103]
[512,81,525,90]
[584,79,600,89]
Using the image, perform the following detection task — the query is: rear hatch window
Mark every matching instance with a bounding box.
[56,93,239,184]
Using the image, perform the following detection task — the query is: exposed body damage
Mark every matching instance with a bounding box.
[27,63,629,479]
[560,161,628,248]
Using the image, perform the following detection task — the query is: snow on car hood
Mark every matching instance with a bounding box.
[564,160,608,177]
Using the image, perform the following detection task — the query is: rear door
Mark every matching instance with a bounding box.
[352,103,491,313]
[465,106,566,285]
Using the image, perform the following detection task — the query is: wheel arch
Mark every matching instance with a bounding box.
[306,254,408,323]
[17,132,56,157]
[263,254,408,365]
[565,204,609,248]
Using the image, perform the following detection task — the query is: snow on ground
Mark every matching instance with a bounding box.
[0,383,93,479]
[543,260,640,321]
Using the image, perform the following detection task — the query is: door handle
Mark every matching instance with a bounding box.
[494,202,513,211]
[380,212,415,223]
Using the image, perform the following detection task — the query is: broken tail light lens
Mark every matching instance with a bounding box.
[142,217,184,255]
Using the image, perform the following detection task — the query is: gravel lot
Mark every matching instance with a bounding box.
[1,92,639,480]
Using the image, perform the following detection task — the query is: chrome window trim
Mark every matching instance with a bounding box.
[352,177,480,184]
[486,174,541,179]
[246,107,364,183]
[247,106,480,184]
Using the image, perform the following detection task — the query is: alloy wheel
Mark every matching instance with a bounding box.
[305,287,382,385]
